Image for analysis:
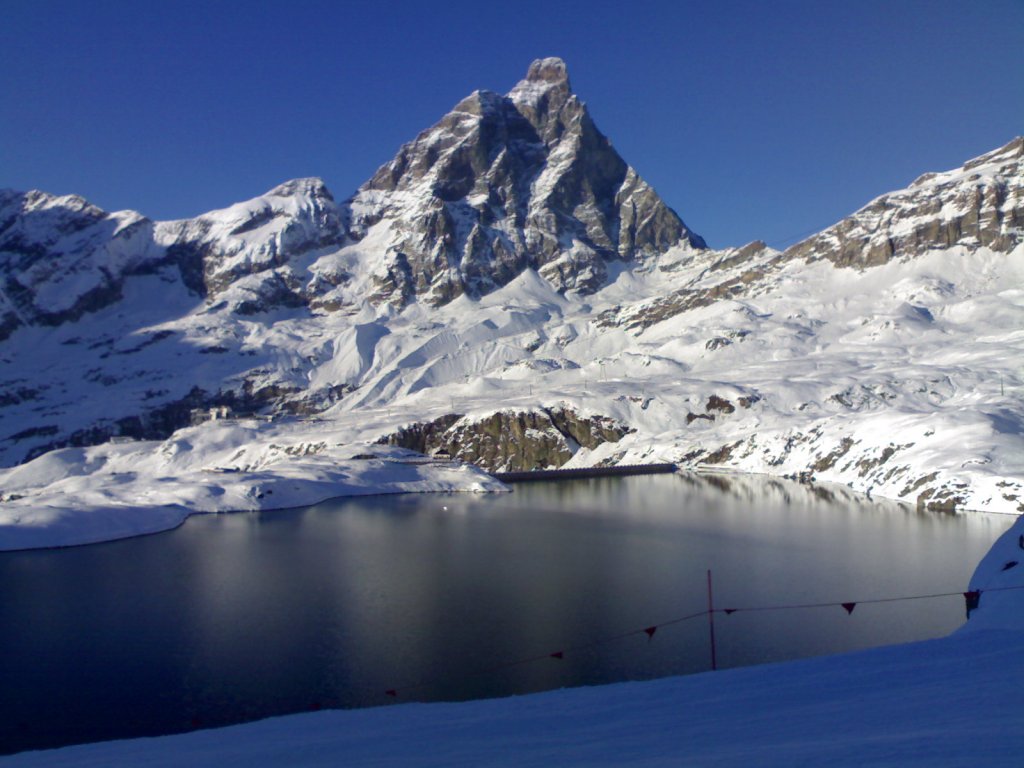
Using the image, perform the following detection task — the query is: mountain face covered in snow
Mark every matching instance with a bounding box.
[0,178,349,337]
[2,58,1024,545]
[350,57,704,305]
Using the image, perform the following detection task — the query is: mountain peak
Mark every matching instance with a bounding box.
[508,57,573,116]
[263,177,335,203]
[349,57,702,306]
[523,57,570,87]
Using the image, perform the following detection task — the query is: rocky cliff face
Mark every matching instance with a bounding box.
[348,57,705,306]
[0,189,168,338]
[785,137,1024,267]
[377,406,633,472]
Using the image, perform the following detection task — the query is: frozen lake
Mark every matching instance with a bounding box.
[0,472,1013,755]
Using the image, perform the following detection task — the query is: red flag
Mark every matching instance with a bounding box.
[842,602,856,615]
[550,651,564,660]
[724,609,737,615]
[385,689,397,698]
[644,626,657,639]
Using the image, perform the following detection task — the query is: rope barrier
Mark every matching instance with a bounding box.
[382,581,1024,699]
[384,609,711,698]
[718,588,980,614]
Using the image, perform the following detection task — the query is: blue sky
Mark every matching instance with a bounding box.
[2,0,1021,249]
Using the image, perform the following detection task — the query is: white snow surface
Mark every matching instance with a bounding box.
[4,235,1023,550]
[0,422,505,550]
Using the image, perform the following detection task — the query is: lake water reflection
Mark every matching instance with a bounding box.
[0,472,1013,755]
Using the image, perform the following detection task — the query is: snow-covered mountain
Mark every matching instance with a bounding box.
[0,57,700,335]
[2,59,1023,547]
[348,56,704,305]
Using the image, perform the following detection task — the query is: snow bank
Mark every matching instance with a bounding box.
[0,419,506,551]
[963,514,1024,633]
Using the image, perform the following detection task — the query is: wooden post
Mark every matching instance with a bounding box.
[707,569,717,671]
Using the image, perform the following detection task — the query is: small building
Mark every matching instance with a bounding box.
[209,405,232,420]
[190,405,234,425]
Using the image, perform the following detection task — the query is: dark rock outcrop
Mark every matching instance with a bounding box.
[377,406,633,472]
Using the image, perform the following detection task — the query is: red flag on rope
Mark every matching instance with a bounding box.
[385,689,397,698]
[550,651,564,660]
[964,590,981,614]
[842,602,857,615]
[644,626,657,639]
[724,609,737,615]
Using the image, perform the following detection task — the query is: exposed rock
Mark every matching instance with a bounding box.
[785,137,1024,267]
[706,395,735,414]
[703,441,742,464]
[812,437,856,472]
[349,57,704,305]
[376,406,632,472]
[545,405,633,448]
[376,413,464,456]
[916,485,968,513]
[444,411,575,471]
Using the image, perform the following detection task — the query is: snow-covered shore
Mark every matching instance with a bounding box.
[0,420,505,551]
[4,515,1022,767]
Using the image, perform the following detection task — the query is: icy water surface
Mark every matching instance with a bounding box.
[0,473,1013,755]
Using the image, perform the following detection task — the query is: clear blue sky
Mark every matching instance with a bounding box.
[2,0,1021,249]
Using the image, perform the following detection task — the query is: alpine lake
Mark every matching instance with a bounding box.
[0,472,1013,755]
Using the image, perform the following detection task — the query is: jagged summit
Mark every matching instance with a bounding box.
[505,57,578,147]
[523,56,570,85]
[507,58,573,128]
[350,58,704,306]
